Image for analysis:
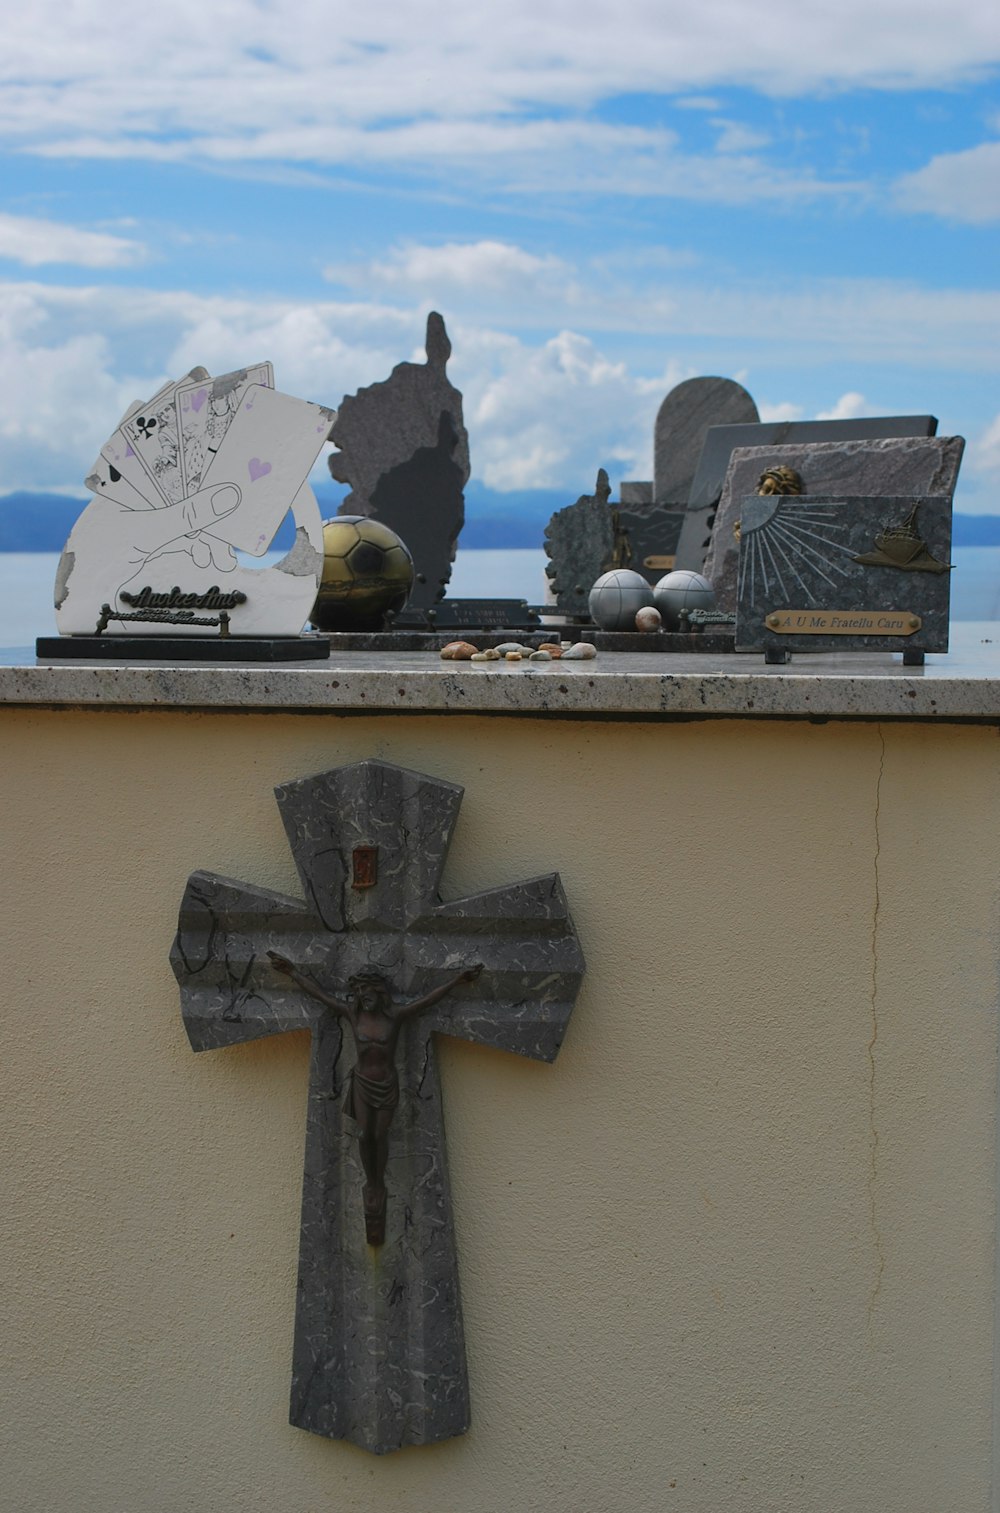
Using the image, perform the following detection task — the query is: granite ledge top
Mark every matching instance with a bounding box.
[3,624,1000,722]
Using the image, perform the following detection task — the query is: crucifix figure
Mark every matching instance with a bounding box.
[266,955,483,1244]
[171,760,584,1455]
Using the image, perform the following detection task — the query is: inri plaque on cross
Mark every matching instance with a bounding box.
[171,760,585,1454]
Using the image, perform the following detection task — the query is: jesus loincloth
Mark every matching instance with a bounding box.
[344,1067,399,1123]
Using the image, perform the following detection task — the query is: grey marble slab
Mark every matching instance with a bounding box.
[653,377,759,505]
[735,495,952,653]
[171,760,585,1453]
[6,623,1000,721]
[328,314,469,608]
[676,414,938,572]
[704,436,964,613]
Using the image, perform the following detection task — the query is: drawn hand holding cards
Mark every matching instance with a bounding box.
[55,366,336,637]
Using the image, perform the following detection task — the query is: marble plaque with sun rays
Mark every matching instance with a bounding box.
[735,494,953,654]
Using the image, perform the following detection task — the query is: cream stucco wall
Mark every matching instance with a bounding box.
[1,708,997,1512]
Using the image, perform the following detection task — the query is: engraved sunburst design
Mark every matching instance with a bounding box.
[738,496,858,607]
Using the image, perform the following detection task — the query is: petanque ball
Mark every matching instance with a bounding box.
[588,569,654,631]
[653,569,715,629]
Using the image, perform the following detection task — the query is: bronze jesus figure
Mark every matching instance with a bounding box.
[267,953,483,1244]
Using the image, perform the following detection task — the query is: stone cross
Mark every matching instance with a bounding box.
[171,760,585,1455]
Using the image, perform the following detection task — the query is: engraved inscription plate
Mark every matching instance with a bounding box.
[736,494,953,653]
[764,611,921,636]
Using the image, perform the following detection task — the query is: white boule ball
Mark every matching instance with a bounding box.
[635,605,662,633]
[588,569,654,631]
[653,569,715,629]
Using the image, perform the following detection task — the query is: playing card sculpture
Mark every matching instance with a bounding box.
[54,364,336,639]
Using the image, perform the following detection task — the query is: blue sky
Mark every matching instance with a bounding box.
[1,0,999,512]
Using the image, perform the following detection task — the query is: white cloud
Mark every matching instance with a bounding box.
[893,141,1000,223]
[970,411,1000,476]
[0,272,996,505]
[757,401,805,423]
[459,329,671,489]
[321,243,1000,375]
[815,391,871,420]
[0,213,145,268]
[1,0,998,180]
[328,241,573,299]
[711,120,772,154]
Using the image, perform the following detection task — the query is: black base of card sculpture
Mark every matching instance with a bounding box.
[328,313,470,611]
[172,760,585,1454]
[36,632,330,661]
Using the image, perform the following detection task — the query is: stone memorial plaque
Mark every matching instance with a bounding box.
[675,414,939,572]
[613,503,686,585]
[735,494,953,654]
[329,313,470,609]
[53,364,331,644]
[653,376,759,505]
[395,598,541,630]
[543,469,615,616]
[705,435,964,613]
[172,760,584,1454]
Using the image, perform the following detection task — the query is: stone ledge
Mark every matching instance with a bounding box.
[2,624,1000,722]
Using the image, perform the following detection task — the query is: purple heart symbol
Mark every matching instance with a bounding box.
[125,444,135,458]
[248,457,271,483]
[190,388,208,413]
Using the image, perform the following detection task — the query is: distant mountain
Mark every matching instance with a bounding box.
[4,485,997,552]
[0,492,88,551]
[0,481,571,551]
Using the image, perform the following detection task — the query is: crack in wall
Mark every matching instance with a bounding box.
[867,723,887,1330]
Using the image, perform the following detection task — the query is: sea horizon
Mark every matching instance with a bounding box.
[3,546,999,649]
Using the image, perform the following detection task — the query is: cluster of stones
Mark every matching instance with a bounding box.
[440,639,598,663]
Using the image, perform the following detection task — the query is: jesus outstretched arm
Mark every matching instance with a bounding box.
[267,951,353,1017]
[395,963,484,1020]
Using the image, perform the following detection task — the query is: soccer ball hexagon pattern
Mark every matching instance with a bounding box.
[311,515,415,631]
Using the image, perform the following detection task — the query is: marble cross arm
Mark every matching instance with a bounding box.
[410,873,586,1060]
[171,869,330,1051]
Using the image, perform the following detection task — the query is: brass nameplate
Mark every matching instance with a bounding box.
[643,555,676,571]
[765,610,921,636]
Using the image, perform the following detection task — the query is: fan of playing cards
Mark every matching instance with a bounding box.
[54,364,336,639]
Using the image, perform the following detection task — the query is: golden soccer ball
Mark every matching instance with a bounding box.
[310,515,415,631]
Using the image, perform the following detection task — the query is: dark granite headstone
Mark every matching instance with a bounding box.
[705,435,964,613]
[171,760,584,1455]
[543,468,615,616]
[606,378,759,588]
[654,377,759,505]
[675,415,939,572]
[735,495,953,654]
[613,503,687,585]
[329,313,470,608]
[619,481,653,506]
